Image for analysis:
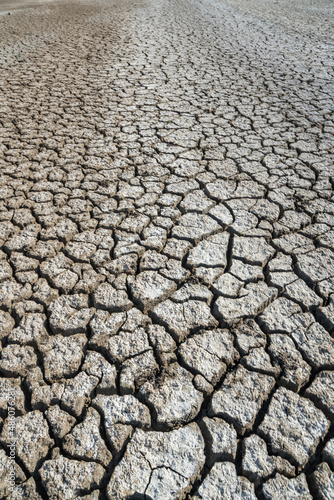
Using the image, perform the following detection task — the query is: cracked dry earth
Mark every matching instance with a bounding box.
[0,0,334,498]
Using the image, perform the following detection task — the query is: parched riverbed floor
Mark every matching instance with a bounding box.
[0,0,334,498]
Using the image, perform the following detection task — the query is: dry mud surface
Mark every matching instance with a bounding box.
[0,0,334,498]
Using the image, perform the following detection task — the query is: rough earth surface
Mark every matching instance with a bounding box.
[0,0,333,498]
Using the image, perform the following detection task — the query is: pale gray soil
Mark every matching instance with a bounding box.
[0,0,333,498]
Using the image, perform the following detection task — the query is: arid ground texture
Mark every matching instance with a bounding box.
[0,0,333,498]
